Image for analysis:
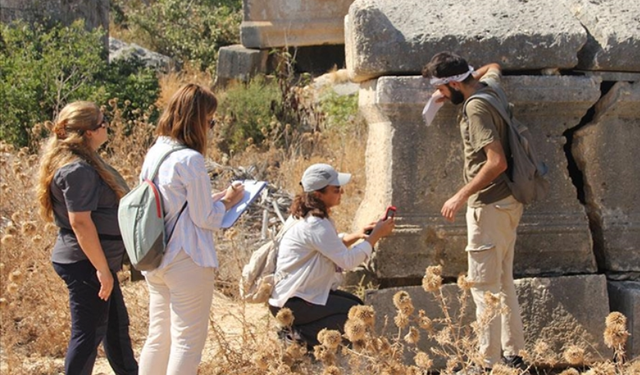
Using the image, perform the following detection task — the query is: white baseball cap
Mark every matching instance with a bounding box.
[300,163,351,192]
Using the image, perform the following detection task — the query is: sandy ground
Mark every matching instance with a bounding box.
[78,284,271,375]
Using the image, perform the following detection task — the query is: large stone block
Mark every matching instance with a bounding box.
[215,44,268,87]
[572,82,640,273]
[365,275,611,368]
[561,0,640,72]
[607,281,640,359]
[355,75,600,281]
[240,0,354,48]
[345,0,587,82]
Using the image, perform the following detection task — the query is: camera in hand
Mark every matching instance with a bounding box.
[365,206,396,235]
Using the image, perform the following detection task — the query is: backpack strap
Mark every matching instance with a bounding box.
[464,90,512,126]
[144,144,188,243]
[144,145,187,181]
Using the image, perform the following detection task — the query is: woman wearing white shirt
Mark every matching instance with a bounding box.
[138,84,244,375]
[269,163,395,348]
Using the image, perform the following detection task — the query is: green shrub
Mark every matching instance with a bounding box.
[112,0,242,74]
[216,76,282,153]
[0,20,160,148]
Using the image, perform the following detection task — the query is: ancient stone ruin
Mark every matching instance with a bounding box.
[228,0,640,364]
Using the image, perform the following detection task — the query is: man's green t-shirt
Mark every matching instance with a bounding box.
[460,69,512,207]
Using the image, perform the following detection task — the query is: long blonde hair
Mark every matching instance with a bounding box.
[155,83,217,155]
[36,101,128,222]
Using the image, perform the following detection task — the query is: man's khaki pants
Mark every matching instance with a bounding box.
[466,195,525,367]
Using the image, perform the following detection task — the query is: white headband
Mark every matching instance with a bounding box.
[429,66,474,86]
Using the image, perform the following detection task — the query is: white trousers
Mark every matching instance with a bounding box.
[139,250,216,375]
[466,195,525,367]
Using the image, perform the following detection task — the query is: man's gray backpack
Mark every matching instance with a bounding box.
[240,218,299,303]
[118,147,187,271]
[465,87,550,205]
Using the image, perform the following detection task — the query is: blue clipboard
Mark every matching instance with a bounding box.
[221,180,267,228]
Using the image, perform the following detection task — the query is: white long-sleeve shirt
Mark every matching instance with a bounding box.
[140,136,226,272]
[269,215,372,307]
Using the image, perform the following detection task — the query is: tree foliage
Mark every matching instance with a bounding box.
[0,20,160,148]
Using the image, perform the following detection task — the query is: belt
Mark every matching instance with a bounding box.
[59,227,123,242]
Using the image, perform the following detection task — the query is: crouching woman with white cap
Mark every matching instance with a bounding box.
[268,163,395,348]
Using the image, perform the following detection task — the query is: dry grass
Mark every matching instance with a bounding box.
[0,70,637,375]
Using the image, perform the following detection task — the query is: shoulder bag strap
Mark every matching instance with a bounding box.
[145,144,188,243]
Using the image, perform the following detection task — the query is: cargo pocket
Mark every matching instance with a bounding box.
[465,206,498,284]
[467,248,499,284]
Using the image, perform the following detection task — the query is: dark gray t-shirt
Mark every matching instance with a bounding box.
[50,161,125,272]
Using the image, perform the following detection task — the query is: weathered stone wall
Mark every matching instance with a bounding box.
[345,0,640,363]
[367,275,612,367]
[572,82,640,273]
[240,0,354,48]
[218,0,354,85]
[355,76,600,281]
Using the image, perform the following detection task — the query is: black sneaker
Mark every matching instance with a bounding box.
[503,355,529,372]
[277,327,305,346]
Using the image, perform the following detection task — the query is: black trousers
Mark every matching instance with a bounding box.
[53,260,138,375]
[270,289,363,347]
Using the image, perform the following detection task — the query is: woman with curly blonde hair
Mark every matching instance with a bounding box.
[36,101,138,375]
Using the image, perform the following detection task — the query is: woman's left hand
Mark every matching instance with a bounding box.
[96,268,114,301]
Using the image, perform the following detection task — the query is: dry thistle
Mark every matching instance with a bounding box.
[534,340,550,356]
[558,368,580,375]
[393,290,414,311]
[457,273,473,290]
[563,345,585,366]
[404,326,420,345]
[605,311,627,328]
[285,342,307,360]
[21,221,37,236]
[352,339,366,352]
[32,235,43,244]
[254,282,273,303]
[9,270,23,283]
[393,313,410,329]
[275,308,294,328]
[484,290,501,305]
[422,265,443,292]
[584,361,616,375]
[224,227,238,240]
[0,297,7,310]
[1,235,15,245]
[446,358,460,372]
[604,323,630,349]
[434,326,453,346]
[417,310,433,331]
[414,351,432,369]
[4,223,18,236]
[406,366,423,375]
[318,329,342,350]
[348,305,376,328]
[313,344,336,365]
[322,365,342,375]
[491,363,519,375]
[6,283,18,294]
[251,351,270,370]
[344,319,367,342]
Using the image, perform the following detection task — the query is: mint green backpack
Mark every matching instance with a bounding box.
[118,146,186,271]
